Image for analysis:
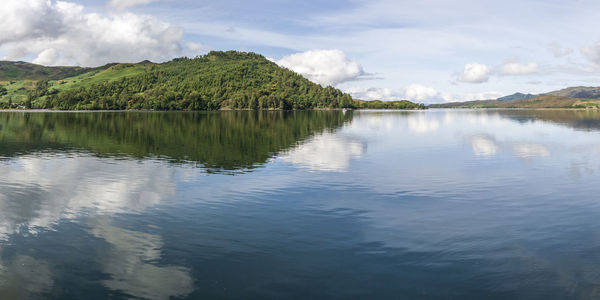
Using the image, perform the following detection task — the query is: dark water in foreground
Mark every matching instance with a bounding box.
[1,109,600,299]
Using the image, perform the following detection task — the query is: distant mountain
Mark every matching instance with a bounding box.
[544,86,600,99]
[431,86,600,109]
[431,95,600,109]
[497,92,536,101]
[0,61,97,81]
[430,100,503,108]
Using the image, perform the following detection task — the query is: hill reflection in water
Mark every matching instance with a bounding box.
[0,111,353,172]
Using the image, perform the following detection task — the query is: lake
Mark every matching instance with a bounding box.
[1,109,600,299]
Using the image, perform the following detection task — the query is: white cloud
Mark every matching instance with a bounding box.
[345,84,448,103]
[345,87,395,100]
[346,84,503,104]
[456,63,493,83]
[581,41,600,66]
[107,0,157,12]
[404,84,445,102]
[547,43,573,58]
[277,50,365,86]
[501,59,538,75]
[33,48,61,66]
[0,0,183,66]
[0,0,62,45]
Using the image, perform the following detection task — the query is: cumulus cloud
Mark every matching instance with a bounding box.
[33,48,61,65]
[107,0,158,12]
[404,84,445,102]
[277,50,365,86]
[581,41,600,66]
[501,59,538,75]
[0,0,183,66]
[345,87,395,100]
[456,63,493,83]
[345,84,448,103]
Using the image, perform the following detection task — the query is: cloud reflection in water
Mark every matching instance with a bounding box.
[470,135,499,157]
[0,155,193,299]
[280,132,365,172]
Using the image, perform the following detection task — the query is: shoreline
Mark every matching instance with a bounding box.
[0,108,427,112]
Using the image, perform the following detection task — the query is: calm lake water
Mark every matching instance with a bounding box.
[1,109,600,299]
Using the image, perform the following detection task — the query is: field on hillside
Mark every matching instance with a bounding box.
[0,63,153,108]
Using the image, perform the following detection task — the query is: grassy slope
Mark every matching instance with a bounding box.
[49,63,152,92]
[0,61,94,81]
[0,80,36,103]
[0,62,152,104]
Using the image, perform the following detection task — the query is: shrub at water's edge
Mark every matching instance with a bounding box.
[0,51,424,110]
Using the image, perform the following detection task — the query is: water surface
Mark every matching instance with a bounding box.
[1,109,600,299]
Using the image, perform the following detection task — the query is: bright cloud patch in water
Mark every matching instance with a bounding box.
[512,143,551,158]
[470,135,499,157]
[280,132,365,172]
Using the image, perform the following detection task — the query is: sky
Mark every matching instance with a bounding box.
[2,0,600,103]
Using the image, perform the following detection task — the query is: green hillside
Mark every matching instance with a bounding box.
[0,51,423,110]
[0,61,95,81]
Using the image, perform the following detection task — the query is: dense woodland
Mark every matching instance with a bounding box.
[0,51,424,110]
[354,100,426,109]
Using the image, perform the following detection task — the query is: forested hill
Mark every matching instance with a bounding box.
[0,51,424,110]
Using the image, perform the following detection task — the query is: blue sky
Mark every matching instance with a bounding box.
[2,0,600,103]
